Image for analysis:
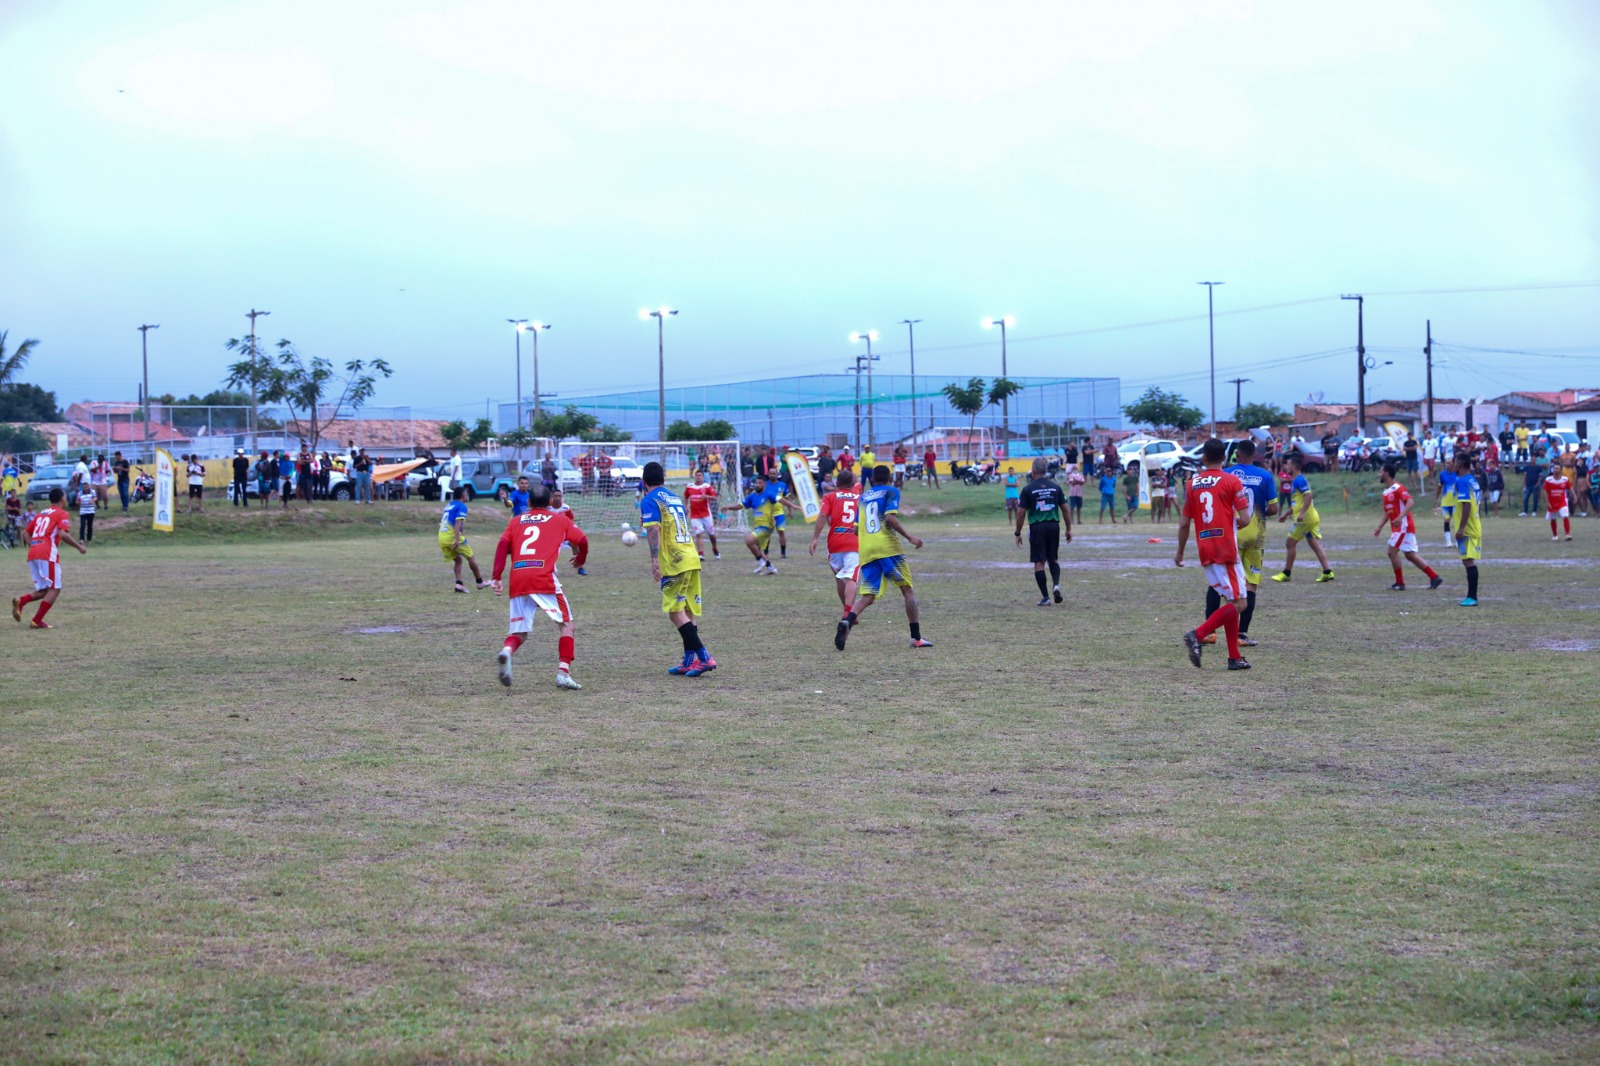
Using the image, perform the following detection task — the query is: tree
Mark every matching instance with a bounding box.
[1122,387,1205,435]
[154,389,260,431]
[0,383,63,422]
[666,417,738,441]
[579,422,630,443]
[1233,401,1291,429]
[497,427,537,467]
[0,424,48,454]
[1028,419,1078,450]
[941,377,986,460]
[530,405,598,441]
[987,377,1022,445]
[0,331,40,391]
[440,418,496,452]
[226,340,393,454]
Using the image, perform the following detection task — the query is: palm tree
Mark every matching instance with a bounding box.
[987,377,1022,456]
[941,377,986,460]
[0,331,40,390]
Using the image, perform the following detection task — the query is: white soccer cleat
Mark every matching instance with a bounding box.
[556,669,582,690]
[753,562,767,574]
[496,648,513,687]
[765,563,778,575]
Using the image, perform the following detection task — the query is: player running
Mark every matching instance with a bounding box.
[1223,438,1277,647]
[1175,439,1253,671]
[683,467,721,560]
[12,487,87,629]
[1013,457,1069,606]
[491,485,589,689]
[721,472,777,574]
[1451,454,1484,606]
[641,462,716,676]
[438,486,492,593]
[1543,467,1573,541]
[1269,454,1334,583]
[834,465,931,651]
[810,467,861,611]
[1373,462,1443,590]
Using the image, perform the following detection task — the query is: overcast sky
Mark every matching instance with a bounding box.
[3,0,1597,422]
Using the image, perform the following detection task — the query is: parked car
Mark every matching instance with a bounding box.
[416,457,522,501]
[1547,429,1580,454]
[1365,436,1405,464]
[24,463,76,503]
[1116,438,1185,474]
[1283,440,1329,472]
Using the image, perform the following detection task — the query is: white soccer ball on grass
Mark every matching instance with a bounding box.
[621,530,638,546]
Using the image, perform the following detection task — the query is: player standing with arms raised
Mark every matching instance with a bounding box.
[1452,453,1484,607]
[683,467,720,560]
[1269,454,1334,583]
[1373,462,1443,590]
[641,462,716,676]
[1013,457,1069,606]
[1176,440,1253,671]
[12,487,87,629]
[491,485,588,689]
[1543,466,1573,541]
[834,465,931,651]
[810,468,861,611]
[1222,438,1276,647]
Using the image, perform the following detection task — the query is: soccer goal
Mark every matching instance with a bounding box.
[554,440,749,535]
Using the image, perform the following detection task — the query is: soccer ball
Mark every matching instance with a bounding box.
[621,530,638,546]
[620,522,632,532]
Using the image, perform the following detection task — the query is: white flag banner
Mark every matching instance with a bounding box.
[785,451,821,521]
[1137,460,1151,511]
[153,449,175,532]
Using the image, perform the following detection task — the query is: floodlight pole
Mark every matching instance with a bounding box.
[1198,281,1224,437]
[529,322,551,421]
[137,324,159,446]
[508,319,528,431]
[644,308,678,440]
[246,309,270,452]
[1424,319,1434,429]
[900,318,921,441]
[1342,294,1366,435]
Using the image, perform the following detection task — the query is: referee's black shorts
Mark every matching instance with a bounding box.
[1027,521,1060,564]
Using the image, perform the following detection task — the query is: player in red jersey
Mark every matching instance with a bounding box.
[682,467,720,560]
[490,485,589,690]
[12,487,87,629]
[809,467,862,610]
[1543,469,1572,540]
[1372,462,1443,590]
[1174,439,1253,670]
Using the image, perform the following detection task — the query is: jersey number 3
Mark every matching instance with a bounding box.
[1199,491,1214,523]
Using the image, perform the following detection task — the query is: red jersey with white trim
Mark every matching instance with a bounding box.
[818,489,860,552]
[1543,474,1570,510]
[1182,470,1250,565]
[1381,482,1416,533]
[26,507,69,563]
[492,509,588,596]
[683,483,716,520]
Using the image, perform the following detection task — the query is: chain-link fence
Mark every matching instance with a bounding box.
[553,440,747,537]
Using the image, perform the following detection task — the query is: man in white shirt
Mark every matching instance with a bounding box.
[186,454,206,513]
[71,456,90,498]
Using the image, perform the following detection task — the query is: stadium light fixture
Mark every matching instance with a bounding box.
[1197,282,1224,437]
[137,324,159,445]
[526,321,553,422]
[508,318,529,431]
[899,318,923,439]
[643,308,679,439]
[852,330,883,448]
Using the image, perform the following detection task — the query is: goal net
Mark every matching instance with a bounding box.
[554,440,748,535]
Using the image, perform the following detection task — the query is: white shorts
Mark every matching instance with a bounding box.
[1547,505,1569,518]
[828,551,860,580]
[893,463,906,475]
[1201,561,1247,600]
[689,516,715,536]
[508,591,571,634]
[1387,531,1419,553]
[29,559,62,591]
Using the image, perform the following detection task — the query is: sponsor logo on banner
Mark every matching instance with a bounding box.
[153,449,175,532]
[1137,460,1151,511]
[785,451,821,521]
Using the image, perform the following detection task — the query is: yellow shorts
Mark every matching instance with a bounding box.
[1287,513,1321,541]
[859,555,913,596]
[1455,536,1482,562]
[751,526,772,552]
[438,531,473,560]
[1240,544,1263,585]
[660,569,703,614]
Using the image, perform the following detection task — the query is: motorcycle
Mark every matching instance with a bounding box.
[132,472,156,503]
[953,460,999,485]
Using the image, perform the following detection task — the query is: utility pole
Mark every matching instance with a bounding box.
[137,324,159,446]
[899,319,921,440]
[1226,377,1251,421]
[246,309,270,452]
[1424,319,1434,430]
[1341,294,1365,435]
[508,319,528,431]
[1198,282,1224,437]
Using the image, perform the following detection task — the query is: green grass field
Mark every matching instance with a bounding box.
[3,480,1597,1063]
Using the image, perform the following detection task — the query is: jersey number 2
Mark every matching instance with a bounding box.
[520,525,541,555]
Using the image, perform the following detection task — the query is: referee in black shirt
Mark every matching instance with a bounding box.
[1014,457,1070,605]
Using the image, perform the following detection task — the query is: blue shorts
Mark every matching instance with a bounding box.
[773,513,786,529]
[858,555,913,596]
[1100,492,1115,508]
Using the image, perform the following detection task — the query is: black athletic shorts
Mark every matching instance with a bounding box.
[188,485,204,499]
[1028,521,1060,564]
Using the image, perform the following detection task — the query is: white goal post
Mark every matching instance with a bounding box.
[553,440,749,534]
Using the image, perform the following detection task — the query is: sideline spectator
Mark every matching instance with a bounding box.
[77,483,96,542]
[353,449,373,503]
[90,454,111,506]
[576,449,595,494]
[708,448,724,493]
[923,444,939,488]
[595,450,614,496]
[299,451,314,503]
[540,452,557,494]
[232,449,251,507]
[254,451,273,503]
[70,454,90,500]
[185,454,206,513]
[318,452,333,499]
[113,452,131,512]
[278,451,295,508]
[815,445,836,491]
[1066,463,1085,521]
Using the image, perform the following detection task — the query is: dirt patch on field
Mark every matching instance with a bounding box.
[1532,638,1598,652]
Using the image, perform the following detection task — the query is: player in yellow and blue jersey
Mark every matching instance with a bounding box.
[1450,453,1483,607]
[834,464,932,651]
[1270,453,1334,583]
[639,461,715,676]
[720,472,778,574]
